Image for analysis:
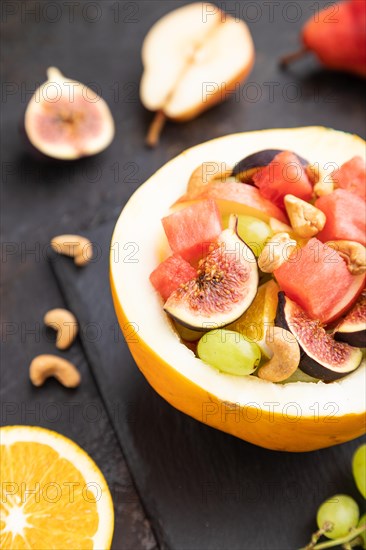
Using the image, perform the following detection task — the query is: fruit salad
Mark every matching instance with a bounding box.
[150,150,366,383]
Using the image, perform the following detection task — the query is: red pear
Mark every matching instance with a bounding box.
[281,0,366,77]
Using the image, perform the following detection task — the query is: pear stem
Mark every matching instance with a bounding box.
[280,47,310,68]
[146,110,167,148]
[46,66,63,82]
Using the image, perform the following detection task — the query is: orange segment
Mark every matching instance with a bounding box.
[0,426,114,549]
[228,279,279,357]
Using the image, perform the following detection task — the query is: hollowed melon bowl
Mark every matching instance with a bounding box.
[110,127,366,452]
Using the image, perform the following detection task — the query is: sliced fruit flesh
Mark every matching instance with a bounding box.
[140,3,254,119]
[164,227,258,330]
[150,254,197,301]
[162,199,222,263]
[165,15,254,118]
[334,290,366,347]
[35,98,104,145]
[190,181,289,223]
[337,290,366,333]
[316,189,366,246]
[232,149,308,182]
[277,294,362,380]
[274,238,365,324]
[187,161,232,196]
[253,151,313,208]
[111,127,366,451]
[332,156,366,201]
[227,279,279,357]
[232,149,284,180]
[141,3,220,112]
[0,426,114,549]
[24,68,115,159]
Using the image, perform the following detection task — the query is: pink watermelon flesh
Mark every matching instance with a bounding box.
[191,181,289,223]
[150,255,196,302]
[162,199,222,263]
[274,238,365,324]
[332,156,366,201]
[253,151,313,208]
[316,189,366,246]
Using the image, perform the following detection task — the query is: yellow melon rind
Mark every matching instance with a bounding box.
[110,127,366,452]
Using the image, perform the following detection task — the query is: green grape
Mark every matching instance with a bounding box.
[353,444,366,498]
[358,513,366,549]
[237,215,272,256]
[316,494,359,540]
[223,215,272,256]
[197,329,261,376]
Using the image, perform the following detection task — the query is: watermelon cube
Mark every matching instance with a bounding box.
[316,189,366,246]
[253,151,313,208]
[274,238,364,324]
[162,199,222,263]
[150,255,196,302]
[332,156,366,201]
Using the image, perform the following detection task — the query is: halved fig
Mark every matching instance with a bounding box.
[334,291,366,348]
[164,218,258,330]
[275,292,363,381]
[232,149,309,183]
[24,67,115,160]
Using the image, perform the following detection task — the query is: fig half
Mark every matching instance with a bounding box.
[275,292,363,381]
[164,218,258,330]
[232,149,309,183]
[334,290,366,348]
[24,67,115,160]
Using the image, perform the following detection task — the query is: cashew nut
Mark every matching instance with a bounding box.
[307,163,334,197]
[44,308,78,350]
[257,327,300,382]
[29,355,81,387]
[51,234,92,266]
[187,162,232,196]
[268,217,293,234]
[327,240,366,275]
[258,232,298,273]
[284,194,326,238]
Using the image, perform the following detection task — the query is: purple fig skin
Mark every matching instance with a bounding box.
[232,149,309,182]
[334,291,366,348]
[275,292,362,382]
[334,330,366,348]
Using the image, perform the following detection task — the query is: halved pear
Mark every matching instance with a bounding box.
[140,3,254,146]
[24,67,115,160]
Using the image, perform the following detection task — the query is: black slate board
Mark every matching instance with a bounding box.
[51,221,366,550]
